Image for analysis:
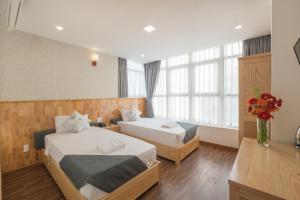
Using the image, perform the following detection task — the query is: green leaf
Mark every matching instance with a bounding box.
[252,86,261,98]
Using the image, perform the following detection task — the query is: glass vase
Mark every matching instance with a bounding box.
[257,119,270,147]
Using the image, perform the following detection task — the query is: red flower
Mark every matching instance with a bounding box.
[267,101,276,109]
[271,96,277,103]
[258,111,272,120]
[277,99,282,107]
[248,98,257,105]
[248,106,253,112]
[261,93,272,99]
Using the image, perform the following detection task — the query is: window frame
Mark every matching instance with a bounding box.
[153,42,242,129]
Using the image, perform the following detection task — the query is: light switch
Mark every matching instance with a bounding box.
[23,144,29,152]
[97,117,102,123]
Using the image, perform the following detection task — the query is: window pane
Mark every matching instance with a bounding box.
[169,67,188,94]
[195,63,218,94]
[153,97,167,118]
[161,59,167,68]
[155,69,166,95]
[224,95,238,127]
[224,57,238,95]
[193,96,221,125]
[127,60,144,71]
[169,96,189,120]
[224,41,243,57]
[192,47,220,63]
[167,54,189,67]
[127,60,146,97]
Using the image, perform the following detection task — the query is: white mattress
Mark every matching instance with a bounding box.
[44,127,156,200]
[118,118,198,147]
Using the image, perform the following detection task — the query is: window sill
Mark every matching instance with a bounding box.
[126,96,146,98]
[175,120,239,131]
[196,123,239,131]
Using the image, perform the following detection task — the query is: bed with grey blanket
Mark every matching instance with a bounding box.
[59,155,147,193]
[176,122,198,143]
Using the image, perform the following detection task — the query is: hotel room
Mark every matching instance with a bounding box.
[0,0,300,200]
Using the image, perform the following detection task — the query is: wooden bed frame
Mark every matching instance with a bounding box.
[41,150,160,200]
[119,131,200,165]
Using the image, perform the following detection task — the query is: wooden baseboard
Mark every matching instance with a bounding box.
[200,141,238,152]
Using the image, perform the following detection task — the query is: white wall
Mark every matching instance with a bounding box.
[0,30,118,101]
[271,0,300,143]
[0,0,8,31]
[198,125,239,148]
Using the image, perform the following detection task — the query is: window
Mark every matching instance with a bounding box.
[152,62,167,118]
[223,41,242,127]
[153,41,242,128]
[127,60,146,97]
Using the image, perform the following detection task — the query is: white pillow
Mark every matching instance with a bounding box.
[120,109,141,121]
[120,109,130,121]
[55,111,90,133]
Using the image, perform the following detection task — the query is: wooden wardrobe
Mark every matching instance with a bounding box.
[238,53,271,146]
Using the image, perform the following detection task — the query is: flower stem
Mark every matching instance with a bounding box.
[257,119,269,146]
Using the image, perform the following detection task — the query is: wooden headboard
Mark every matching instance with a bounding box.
[0,98,146,173]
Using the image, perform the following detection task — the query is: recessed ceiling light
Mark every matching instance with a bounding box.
[235,25,243,30]
[56,26,64,31]
[141,54,145,58]
[144,25,155,32]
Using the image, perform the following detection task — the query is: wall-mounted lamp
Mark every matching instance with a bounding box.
[91,54,99,67]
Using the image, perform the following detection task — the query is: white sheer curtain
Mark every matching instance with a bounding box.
[152,62,167,118]
[153,41,242,128]
[127,60,146,97]
[223,41,242,127]
[168,55,189,121]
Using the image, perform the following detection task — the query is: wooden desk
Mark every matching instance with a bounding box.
[228,138,300,200]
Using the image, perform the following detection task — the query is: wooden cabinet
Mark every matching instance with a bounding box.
[229,138,300,200]
[238,53,271,146]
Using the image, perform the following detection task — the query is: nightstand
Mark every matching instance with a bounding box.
[103,124,120,132]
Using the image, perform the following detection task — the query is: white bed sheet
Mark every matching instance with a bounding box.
[118,118,197,148]
[44,127,156,200]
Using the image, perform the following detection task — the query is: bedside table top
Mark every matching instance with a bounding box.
[102,124,120,132]
[104,124,119,127]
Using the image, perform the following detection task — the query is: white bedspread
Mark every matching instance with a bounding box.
[118,118,197,147]
[44,127,156,200]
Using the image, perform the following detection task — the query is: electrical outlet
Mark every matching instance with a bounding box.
[23,144,29,152]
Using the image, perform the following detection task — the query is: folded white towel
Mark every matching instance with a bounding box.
[96,139,126,154]
[161,122,177,129]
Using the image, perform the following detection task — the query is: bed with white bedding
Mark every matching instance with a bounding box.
[42,127,159,200]
[118,118,187,147]
[118,118,200,164]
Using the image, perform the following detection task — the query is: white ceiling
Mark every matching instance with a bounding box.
[16,0,272,63]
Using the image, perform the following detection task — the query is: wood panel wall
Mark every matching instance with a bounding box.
[239,53,271,146]
[0,98,146,173]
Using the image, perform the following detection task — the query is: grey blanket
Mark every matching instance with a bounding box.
[176,122,198,143]
[59,155,147,193]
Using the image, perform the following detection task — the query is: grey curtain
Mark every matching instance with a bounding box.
[144,60,161,118]
[243,34,271,56]
[118,57,128,98]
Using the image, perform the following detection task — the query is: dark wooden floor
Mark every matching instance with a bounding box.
[3,143,237,200]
